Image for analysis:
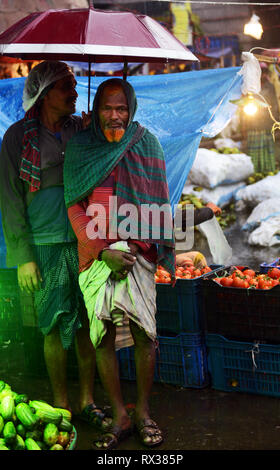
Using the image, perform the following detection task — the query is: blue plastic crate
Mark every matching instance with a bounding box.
[156,265,223,335]
[118,333,209,389]
[206,334,280,397]
[260,258,280,274]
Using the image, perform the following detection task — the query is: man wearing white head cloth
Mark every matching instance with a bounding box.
[0,61,111,429]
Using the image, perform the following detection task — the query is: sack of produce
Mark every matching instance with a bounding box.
[248,216,280,246]
[242,198,280,232]
[188,148,254,189]
[236,172,280,206]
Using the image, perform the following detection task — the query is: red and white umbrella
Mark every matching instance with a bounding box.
[0,6,198,109]
[0,7,198,64]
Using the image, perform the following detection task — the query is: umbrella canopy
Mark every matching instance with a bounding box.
[0,6,198,64]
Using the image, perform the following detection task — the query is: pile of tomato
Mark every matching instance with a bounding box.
[214,267,280,290]
[155,262,212,284]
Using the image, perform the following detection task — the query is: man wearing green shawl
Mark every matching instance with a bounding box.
[64,78,175,449]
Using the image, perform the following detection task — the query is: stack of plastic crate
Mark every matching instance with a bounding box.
[202,262,280,397]
[118,266,223,389]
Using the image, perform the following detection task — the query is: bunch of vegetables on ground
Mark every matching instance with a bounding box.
[213,266,280,289]
[155,261,212,284]
[0,380,74,450]
[179,194,236,230]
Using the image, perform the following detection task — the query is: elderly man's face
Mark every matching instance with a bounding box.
[98,85,129,142]
[44,74,78,116]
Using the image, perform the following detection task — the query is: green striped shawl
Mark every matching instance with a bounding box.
[64,78,175,276]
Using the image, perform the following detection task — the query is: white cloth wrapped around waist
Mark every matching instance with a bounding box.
[79,241,157,350]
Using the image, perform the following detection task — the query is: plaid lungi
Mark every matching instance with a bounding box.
[247,130,275,173]
[33,242,84,349]
[79,248,157,351]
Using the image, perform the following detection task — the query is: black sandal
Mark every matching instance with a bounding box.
[92,424,132,450]
[135,418,164,447]
[78,403,112,430]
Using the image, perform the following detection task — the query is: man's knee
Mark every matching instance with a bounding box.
[130,321,154,348]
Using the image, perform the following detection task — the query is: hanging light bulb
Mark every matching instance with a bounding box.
[243,100,258,116]
[230,92,269,116]
[244,14,263,40]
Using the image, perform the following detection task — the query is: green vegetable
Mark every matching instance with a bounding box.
[26,429,43,441]
[25,437,41,450]
[0,381,5,392]
[0,395,15,421]
[43,423,59,447]
[16,423,26,438]
[54,408,72,422]
[57,431,70,447]
[0,415,4,434]
[0,444,9,450]
[15,403,39,430]
[3,421,16,445]
[58,417,73,432]
[14,394,29,405]
[13,434,25,450]
[50,443,64,450]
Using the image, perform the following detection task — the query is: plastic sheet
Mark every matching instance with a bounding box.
[0,67,242,208]
[0,68,243,267]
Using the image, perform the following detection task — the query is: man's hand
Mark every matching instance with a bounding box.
[206,202,222,216]
[81,111,92,129]
[127,242,140,257]
[17,262,43,294]
[102,249,136,280]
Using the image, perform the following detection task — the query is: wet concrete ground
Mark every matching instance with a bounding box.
[1,209,280,455]
[2,346,280,453]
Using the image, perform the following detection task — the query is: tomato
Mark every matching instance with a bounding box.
[181,271,192,279]
[268,268,280,279]
[192,269,202,278]
[232,276,246,288]
[270,279,279,287]
[243,269,255,278]
[220,276,233,287]
[258,278,272,289]
[185,266,195,274]
[248,277,258,288]
[231,269,244,279]
[214,277,222,284]
[201,266,212,274]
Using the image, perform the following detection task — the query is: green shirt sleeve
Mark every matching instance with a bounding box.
[0,121,35,267]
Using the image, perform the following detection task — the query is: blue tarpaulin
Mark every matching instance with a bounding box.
[0,67,243,267]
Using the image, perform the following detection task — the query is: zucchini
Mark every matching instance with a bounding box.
[16,423,26,438]
[0,444,9,450]
[49,443,64,450]
[54,407,72,422]
[3,421,16,446]
[14,394,29,406]
[0,415,4,434]
[43,423,59,447]
[57,431,70,447]
[25,437,41,450]
[13,434,25,450]
[58,417,73,432]
[15,403,39,430]
[30,400,62,424]
[0,395,15,420]
[26,430,42,441]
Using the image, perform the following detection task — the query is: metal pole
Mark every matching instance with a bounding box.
[88,59,91,112]
[123,61,128,80]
